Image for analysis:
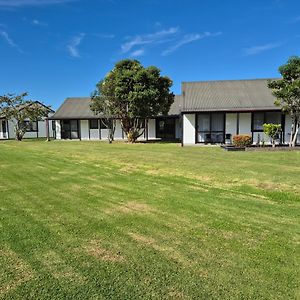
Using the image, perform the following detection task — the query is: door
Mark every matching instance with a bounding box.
[61,120,79,139]
[2,120,7,139]
[197,113,225,143]
[156,118,176,140]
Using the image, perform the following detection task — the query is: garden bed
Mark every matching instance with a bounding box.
[245,146,300,151]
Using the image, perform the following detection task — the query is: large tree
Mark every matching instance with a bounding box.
[0,92,50,141]
[268,56,300,147]
[91,59,174,143]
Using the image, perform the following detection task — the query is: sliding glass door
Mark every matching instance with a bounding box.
[61,120,79,139]
[197,113,225,143]
[156,118,176,140]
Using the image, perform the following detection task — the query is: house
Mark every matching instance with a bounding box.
[50,96,182,141]
[50,78,299,145]
[0,101,55,140]
[181,78,299,145]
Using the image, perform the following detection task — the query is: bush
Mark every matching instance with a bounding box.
[263,123,282,147]
[232,134,252,147]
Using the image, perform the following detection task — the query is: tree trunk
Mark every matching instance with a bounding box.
[291,121,299,147]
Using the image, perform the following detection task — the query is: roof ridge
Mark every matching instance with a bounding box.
[182,78,280,84]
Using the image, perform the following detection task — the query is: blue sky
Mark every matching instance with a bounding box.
[0,0,299,109]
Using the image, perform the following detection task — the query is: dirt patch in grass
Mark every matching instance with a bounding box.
[105,201,155,215]
[128,232,189,265]
[39,251,85,283]
[83,240,124,262]
[0,247,34,297]
[128,232,156,246]
[119,164,140,174]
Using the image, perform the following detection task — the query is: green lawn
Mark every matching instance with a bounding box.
[0,140,299,299]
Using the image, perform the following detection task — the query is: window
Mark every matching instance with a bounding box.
[252,112,264,131]
[252,112,282,131]
[61,120,79,139]
[52,120,56,131]
[197,113,225,143]
[265,112,281,124]
[89,119,99,129]
[23,121,38,132]
[100,119,111,129]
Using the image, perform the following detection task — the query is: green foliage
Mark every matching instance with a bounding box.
[263,123,282,147]
[91,59,174,142]
[232,134,252,147]
[0,92,50,141]
[268,56,300,147]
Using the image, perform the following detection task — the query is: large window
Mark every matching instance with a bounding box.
[156,118,176,140]
[197,113,225,143]
[23,121,38,132]
[61,120,79,139]
[100,119,111,129]
[252,112,282,131]
[89,119,99,129]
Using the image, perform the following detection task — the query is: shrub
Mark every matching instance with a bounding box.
[232,134,252,147]
[263,123,282,147]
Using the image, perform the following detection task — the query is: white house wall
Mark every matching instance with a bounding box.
[183,113,196,145]
[238,113,251,134]
[225,113,237,137]
[80,120,89,140]
[147,119,156,139]
[55,120,61,140]
[114,120,124,139]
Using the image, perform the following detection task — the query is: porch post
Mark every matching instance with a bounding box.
[46,117,50,141]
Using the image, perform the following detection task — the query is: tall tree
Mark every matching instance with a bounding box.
[268,56,300,147]
[91,59,174,142]
[0,92,50,141]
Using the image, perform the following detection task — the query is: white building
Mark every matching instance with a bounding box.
[50,78,299,145]
[0,101,55,140]
[181,79,299,146]
[50,97,181,141]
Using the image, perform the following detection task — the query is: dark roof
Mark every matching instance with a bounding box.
[168,95,182,116]
[51,96,182,119]
[182,78,280,112]
[51,97,100,120]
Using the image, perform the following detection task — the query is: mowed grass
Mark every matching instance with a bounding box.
[0,140,300,300]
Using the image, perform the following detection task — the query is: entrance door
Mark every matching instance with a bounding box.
[61,120,79,139]
[156,118,176,140]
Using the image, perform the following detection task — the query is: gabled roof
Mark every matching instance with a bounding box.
[51,95,182,119]
[182,78,280,112]
[0,101,54,119]
[51,97,99,120]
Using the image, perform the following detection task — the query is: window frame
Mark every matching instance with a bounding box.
[251,111,283,132]
[89,119,99,130]
[196,112,225,144]
[23,120,38,132]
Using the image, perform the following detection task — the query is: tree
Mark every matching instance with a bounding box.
[268,56,300,147]
[263,123,282,147]
[91,59,174,143]
[0,92,50,141]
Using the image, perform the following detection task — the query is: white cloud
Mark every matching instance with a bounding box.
[161,31,222,56]
[130,49,145,57]
[67,33,85,58]
[0,30,22,52]
[0,0,74,7]
[91,33,115,39]
[244,43,281,56]
[121,27,179,54]
[32,19,47,26]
